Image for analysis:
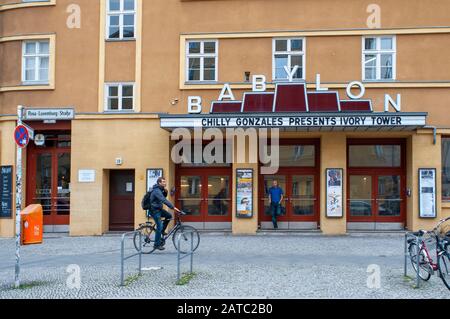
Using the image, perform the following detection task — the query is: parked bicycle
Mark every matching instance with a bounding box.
[407,217,450,290]
[134,210,200,254]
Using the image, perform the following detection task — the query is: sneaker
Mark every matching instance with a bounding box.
[154,245,165,251]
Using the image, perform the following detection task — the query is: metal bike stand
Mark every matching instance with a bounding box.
[404,232,421,288]
[120,231,142,286]
[177,230,195,282]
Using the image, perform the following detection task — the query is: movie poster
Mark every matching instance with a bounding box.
[326,168,343,218]
[419,168,437,218]
[236,169,253,218]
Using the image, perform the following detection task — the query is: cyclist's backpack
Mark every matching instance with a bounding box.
[141,190,153,210]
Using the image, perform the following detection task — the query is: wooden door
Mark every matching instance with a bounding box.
[109,170,135,231]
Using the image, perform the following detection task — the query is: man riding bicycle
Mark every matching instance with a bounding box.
[149,177,181,250]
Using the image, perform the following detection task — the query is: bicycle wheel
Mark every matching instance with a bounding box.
[134,224,156,254]
[438,252,450,290]
[172,225,200,254]
[408,242,432,281]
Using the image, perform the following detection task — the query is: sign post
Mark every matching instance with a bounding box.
[14,105,24,288]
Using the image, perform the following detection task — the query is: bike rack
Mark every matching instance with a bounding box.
[120,230,142,286]
[404,232,423,288]
[176,230,195,282]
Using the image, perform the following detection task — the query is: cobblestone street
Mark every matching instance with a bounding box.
[0,233,449,299]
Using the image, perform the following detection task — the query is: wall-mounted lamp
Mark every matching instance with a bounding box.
[244,71,251,82]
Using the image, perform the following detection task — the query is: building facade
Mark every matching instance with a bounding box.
[1,0,450,237]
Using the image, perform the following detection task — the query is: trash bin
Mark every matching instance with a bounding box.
[20,204,43,245]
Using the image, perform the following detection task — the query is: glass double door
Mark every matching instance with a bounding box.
[348,170,405,222]
[260,169,319,222]
[27,149,71,225]
[176,168,232,222]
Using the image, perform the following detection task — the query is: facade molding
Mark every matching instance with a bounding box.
[0,0,56,12]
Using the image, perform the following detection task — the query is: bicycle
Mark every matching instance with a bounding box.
[407,217,450,290]
[133,210,200,254]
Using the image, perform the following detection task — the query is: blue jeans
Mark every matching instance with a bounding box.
[270,202,281,228]
[150,209,172,247]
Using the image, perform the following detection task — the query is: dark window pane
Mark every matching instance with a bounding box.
[275,39,288,51]
[443,139,450,199]
[365,38,376,50]
[188,42,201,54]
[109,86,119,96]
[349,145,401,167]
[122,97,133,110]
[122,85,133,97]
[204,42,216,54]
[291,39,303,51]
[109,27,120,38]
[203,57,215,69]
[203,70,215,81]
[124,0,134,10]
[123,27,134,38]
[108,98,119,110]
[123,14,134,26]
[109,0,120,11]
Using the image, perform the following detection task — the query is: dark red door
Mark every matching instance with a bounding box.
[347,139,407,224]
[109,170,135,231]
[175,167,232,222]
[27,134,71,226]
[259,168,320,223]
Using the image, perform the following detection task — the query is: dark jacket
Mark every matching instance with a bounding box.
[150,184,174,211]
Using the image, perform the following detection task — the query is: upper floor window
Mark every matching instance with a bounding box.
[105,83,135,111]
[22,41,49,84]
[186,40,218,82]
[107,0,136,40]
[273,38,305,81]
[363,36,396,81]
[443,138,450,200]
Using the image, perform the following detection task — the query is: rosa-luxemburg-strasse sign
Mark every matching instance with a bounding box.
[23,108,74,121]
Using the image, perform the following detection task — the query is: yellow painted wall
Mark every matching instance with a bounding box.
[407,132,443,231]
[320,133,347,235]
[232,135,258,235]
[70,118,171,236]
[0,120,16,237]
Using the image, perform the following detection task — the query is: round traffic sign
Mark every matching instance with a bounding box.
[14,125,30,148]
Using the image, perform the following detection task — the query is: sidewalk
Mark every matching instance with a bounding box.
[0,234,448,299]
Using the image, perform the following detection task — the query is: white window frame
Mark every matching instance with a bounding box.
[104,82,135,112]
[22,41,50,84]
[185,40,219,83]
[362,35,396,81]
[106,0,136,40]
[272,38,306,82]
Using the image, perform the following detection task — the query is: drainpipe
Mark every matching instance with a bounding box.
[424,126,437,145]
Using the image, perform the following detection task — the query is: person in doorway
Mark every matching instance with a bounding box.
[150,177,181,250]
[268,180,284,229]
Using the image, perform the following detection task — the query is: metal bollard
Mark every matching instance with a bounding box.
[120,231,143,286]
[176,230,195,282]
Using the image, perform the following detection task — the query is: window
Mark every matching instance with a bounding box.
[107,0,136,40]
[443,138,450,200]
[273,38,305,81]
[22,41,50,84]
[349,145,401,167]
[186,40,218,82]
[362,36,396,81]
[105,83,134,111]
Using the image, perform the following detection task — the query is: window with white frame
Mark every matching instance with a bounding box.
[105,83,134,111]
[186,40,218,82]
[107,0,136,40]
[363,36,396,81]
[22,41,50,84]
[273,38,305,81]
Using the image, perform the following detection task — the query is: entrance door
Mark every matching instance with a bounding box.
[176,168,232,224]
[259,169,319,225]
[348,171,405,223]
[27,140,71,227]
[347,140,406,225]
[109,170,135,231]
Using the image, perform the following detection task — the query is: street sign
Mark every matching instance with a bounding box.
[34,134,45,146]
[14,125,30,148]
[21,123,34,140]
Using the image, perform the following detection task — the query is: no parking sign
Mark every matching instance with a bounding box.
[14,124,33,148]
